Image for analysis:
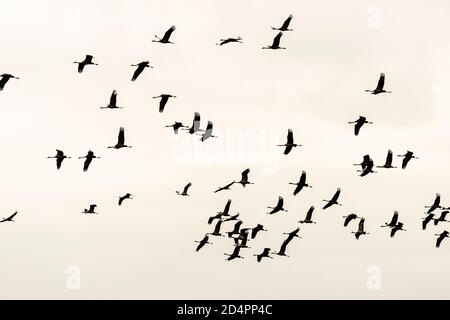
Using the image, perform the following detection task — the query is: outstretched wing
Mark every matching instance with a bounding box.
[183,182,192,194]
[131,65,144,81]
[287,129,294,144]
[241,168,250,181]
[83,157,92,172]
[118,127,125,145]
[375,73,385,91]
[331,188,341,202]
[272,32,283,47]
[281,14,293,29]
[385,150,393,166]
[110,90,117,106]
[162,25,176,42]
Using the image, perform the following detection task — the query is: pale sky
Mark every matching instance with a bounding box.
[0,0,450,299]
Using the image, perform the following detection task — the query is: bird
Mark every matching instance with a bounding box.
[152,25,176,44]
[73,55,98,73]
[271,14,294,31]
[299,206,316,224]
[227,221,243,238]
[108,127,132,149]
[131,61,152,81]
[277,129,299,155]
[289,171,312,196]
[397,151,418,169]
[0,74,19,91]
[262,32,286,50]
[251,224,267,239]
[101,90,123,109]
[425,193,442,214]
[343,214,359,227]
[381,211,399,228]
[254,248,273,262]
[365,73,391,95]
[435,231,449,248]
[233,228,251,248]
[352,218,369,239]
[153,94,176,113]
[165,122,187,134]
[207,213,223,225]
[118,193,133,206]
[422,213,435,230]
[272,239,291,257]
[0,211,18,223]
[283,227,301,242]
[223,214,240,222]
[213,181,235,193]
[83,204,98,214]
[195,234,212,252]
[199,121,217,142]
[224,245,244,261]
[348,116,373,136]
[434,211,449,226]
[358,157,377,177]
[47,150,71,169]
[176,182,192,196]
[78,150,100,172]
[267,196,288,214]
[218,199,232,216]
[354,155,372,171]
[377,150,397,169]
[183,112,202,134]
[208,219,225,237]
[238,169,254,187]
[390,222,406,238]
[216,37,243,46]
[322,188,342,209]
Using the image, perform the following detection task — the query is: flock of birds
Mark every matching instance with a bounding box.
[0,14,446,262]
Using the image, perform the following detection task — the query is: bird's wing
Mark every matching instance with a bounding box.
[354,122,363,136]
[375,73,385,91]
[293,184,302,195]
[287,129,294,144]
[386,150,393,166]
[110,90,117,106]
[391,212,399,225]
[299,171,306,184]
[56,157,63,169]
[183,183,192,193]
[281,15,293,29]
[83,157,92,172]
[331,189,341,202]
[358,219,365,232]
[224,199,231,214]
[78,63,84,73]
[272,32,282,47]
[131,65,144,81]
[277,196,284,208]
[118,127,125,145]
[241,169,250,181]
[162,25,176,41]
[284,145,293,155]
[306,207,314,220]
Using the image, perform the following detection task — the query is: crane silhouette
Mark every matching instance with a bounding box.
[377,150,397,169]
[434,211,449,226]
[299,206,316,224]
[381,211,399,228]
[251,224,267,239]
[227,220,243,238]
[352,218,369,239]
[390,222,406,238]
[224,245,244,261]
[199,121,217,141]
[397,151,418,169]
[238,169,254,187]
[271,14,293,31]
[272,238,291,257]
[365,73,391,94]
[343,213,359,227]
[131,61,153,81]
[0,74,19,91]
[118,193,133,206]
[83,204,98,214]
[262,32,286,49]
[289,171,312,196]
[422,213,435,230]
[357,156,376,177]
[277,129,299,155]
[283,227,301,242]
[74,55,98,73]
[322,188,342,209]
[165,122,188,134]
[101,90,123,109]
[153,94,176,113]
[425,193,442,214]
[267,196,288,214]
[216,37,243,46]
[214,181,235,193]
[254,248,273,262]
[354,155,372,171]
[108,127,132,149]
[195,234,212,252]
[47,150,71,169]
[435,231,449,248]
[0,211,18,223]
[218,199,232,216]
[208,219,225,237]
[183,112,202,134]
[152,25,176,44]
[78,150,100,172]
[176,182,192,196]
[348,116,373,136]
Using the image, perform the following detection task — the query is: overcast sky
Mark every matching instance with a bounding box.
[0,0,450,299]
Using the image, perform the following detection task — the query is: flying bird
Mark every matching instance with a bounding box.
[208,219,225,237]
[377,150,397,169]
[83,204,98,214]
[118,193,133,206]
[183,112,201,134]
[254,248,273,262]
[343,214,359,227]
[435,231,449,248]
[352,218,369,239]
[397,151,418,169]
[47,150,71,169]
[176,182,192,196]
[78,150,100,172]
[251,224,267,239]
[223,213,240,222]
[216,37,243,46]
[365,73,391,95]
[262,32,286,50]
[422,213,435,230]
[272,239,291,257]
[238,169,254,187]
[267,196,288,214]
[289,171,312,196]
[277,129,299,155]
[131,61,153,81]
[322,188,342,209]
[283,227,301,242]
[165,122,187,134]
[213,181,235,193]
[0,211,18,223]
[153,94,176,113]
[425,193,442,214]
[101,90,123,109]
[199,121,217,142]
[358,157,376,177]
[74,55,98,73]
[354,155,372,171]
[218,199,232,216]
[227,221,243,238]
[390,222,406,238]
[271,14,294,31]
[152,25,176,44]
[348,116,373,136]
[0,74,19,91]
[381,211,399,228]
[224,245,244,261]
[108,127,132,149]
[434,211,449,226]
[195,234,212,252]
[299,206,316,224]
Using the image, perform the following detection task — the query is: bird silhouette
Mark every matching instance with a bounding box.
[224,245,244,261]
[0,74,19,91]
[299,206,316,224]
[289,171,312,195]
[354,155,372,171]
[216,37,243,46]
[434,211,449,226]
[352,218,369,239]
[251,224,268,239]
[272,238,291,257]
[118,193,133,206]
[254,248,273,262]
[195,234,212,252]
[390,222,406,238]
[381,211,399,228]
[153,94,176,113]
[425,193,442,214]
[357,157,377,177]
[199,121,217,141]
[183,112,202,135]
[283,227,301,242]
[271,14,294,31]
[227,220,243,238]
[214,181,235,193]
[208,219,225,237]
[0,211,18,223]
[165,122,188,134]
[365,73,391,94]
[267,196,288,214]
[435,231,449,248]
[238,169,254,187]
[277,129,299,155]
[83,204,98,214]
[47,150,71,169]
[152,25,176,44]
[131,61,153,81]
[78,150,100,172]
[101,90,123,109]
[74,55,98,73]
[377,150,397,169]
[322,188,342,209]
[108,127,132,149]
[348,116,373,136]
[262,32,286,50]
[397,151,418,169]
[218,199,232,216]
[343,214,359,227]
[176,182,192,196]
